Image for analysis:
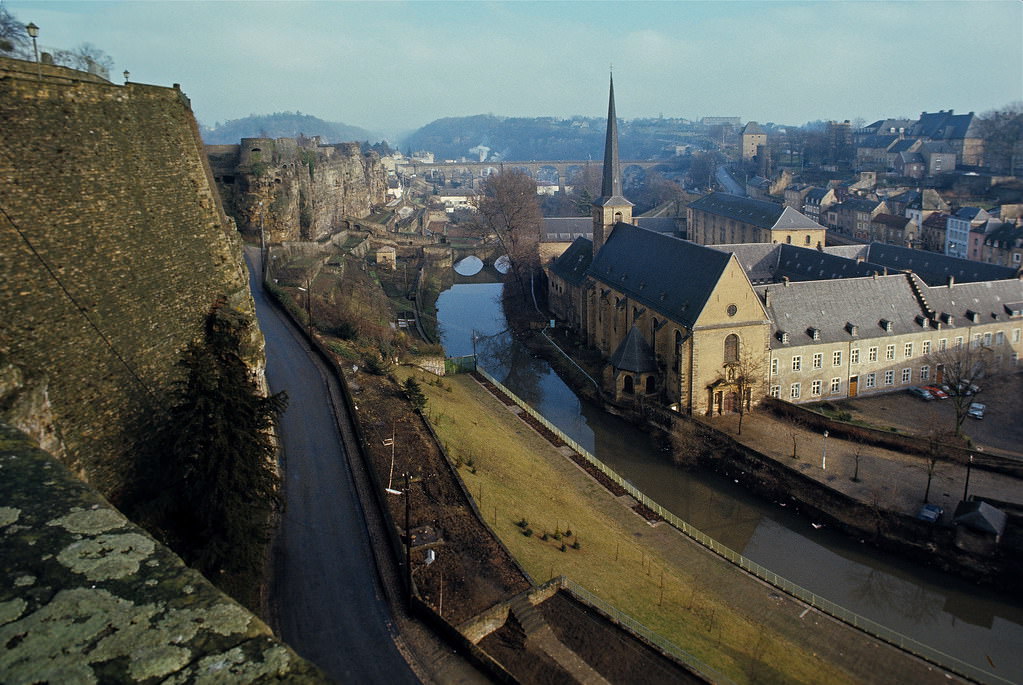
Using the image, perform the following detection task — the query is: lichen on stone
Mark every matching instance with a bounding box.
[48,507,126,535]
[0,597,27,625]
[13,574,35,587]
[203,602,253,636]
[127,643,193,680]
[0,505,20,528]
[56,532,155,581]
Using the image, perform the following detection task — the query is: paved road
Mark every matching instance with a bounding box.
[715,165,745,196]
[246,250,418,684]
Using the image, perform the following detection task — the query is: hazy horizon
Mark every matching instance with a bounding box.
[7,1,1022,141]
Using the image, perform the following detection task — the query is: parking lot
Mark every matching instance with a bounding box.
[830,371,1023,457]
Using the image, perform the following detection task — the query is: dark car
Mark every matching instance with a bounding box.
[908,386,934,401]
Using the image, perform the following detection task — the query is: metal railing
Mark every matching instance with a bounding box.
[476,367,1007,685]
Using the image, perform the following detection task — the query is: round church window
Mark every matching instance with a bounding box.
[726,304,738,317]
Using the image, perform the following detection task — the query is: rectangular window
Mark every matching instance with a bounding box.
[884,370,894,385]
[920,365,930,381]
[1013,352,1020,366]
[792,356,802,371]
[904,342,913,358]
[770,385,781,398]
[1013,329,1021,344]
[954,336,963,349]
[939,338,947,351]
[901,367,912,383]
[833,350,842,366]
[790,383,801,399]
[811,380,822,396]
[771,358,778,376]
[983,332,992,346]
[886,344,895,360]
[830,377,841,394]
[922,340,931,355]
[868,346,878,362]
[812,353,823,369]
[865,372,876,388]
[850,348,860,364]
[971,334,981,349]
[996,331,1005,345]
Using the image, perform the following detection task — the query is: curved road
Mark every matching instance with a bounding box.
[246,251,418,683]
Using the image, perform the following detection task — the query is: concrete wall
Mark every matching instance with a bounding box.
[0,56,261,497]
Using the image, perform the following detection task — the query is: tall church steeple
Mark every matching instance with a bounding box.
[592,73,633,257]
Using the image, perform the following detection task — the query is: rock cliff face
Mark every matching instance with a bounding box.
[207,137,387,243]
[0,56,262,497]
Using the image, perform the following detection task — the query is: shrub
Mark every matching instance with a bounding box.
[523,528,533,537]
[516,518,529,528]
[402,377,428,411]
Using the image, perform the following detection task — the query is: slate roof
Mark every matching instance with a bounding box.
[911,110,976,141]
[834,198,882,214]
[635,216,677,234]
[953,501,1007,536]
[542,217,592,240]
[741,121,765,135]
[772,205,826,230]
[858,134,898,149]
[595,75,632,208]
[872,213,912,228]
[804,188,831,204]
[708,243,782,282]
[955,207,989,222]
[757,273,924,348]
[888,139,917,154]
[548,236,593,287]
[923,276,1023,329]
[688,192,785,229]
[983,223,1023,248]
[609,325,658,373]
[588,223,731,328]
[864,242,1018,284]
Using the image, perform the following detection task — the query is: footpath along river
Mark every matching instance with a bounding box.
[436,279,1023,684]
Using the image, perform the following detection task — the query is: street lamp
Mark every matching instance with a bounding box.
[123,70,130,84]
[821,430,829,470]
[25,22,40,79]
[962,453,974,502]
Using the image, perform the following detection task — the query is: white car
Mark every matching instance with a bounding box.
[967,402,986,419]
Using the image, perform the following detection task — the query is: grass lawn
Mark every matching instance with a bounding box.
[395,367,863,685]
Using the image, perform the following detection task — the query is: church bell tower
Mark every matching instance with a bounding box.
[592,74,633,257]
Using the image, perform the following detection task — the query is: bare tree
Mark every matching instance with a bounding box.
[0,4,30,57]
[470,170,542,299]
[726,345,766,436]
[975,103,1023,174]
[922,431,949,504]
[670,416,705,468]
[926,340,993,436]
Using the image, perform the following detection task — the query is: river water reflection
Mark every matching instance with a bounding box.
[437,281,1023,682]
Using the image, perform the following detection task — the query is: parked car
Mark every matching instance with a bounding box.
[968,402,986,419]
[923,385,949,399]
[916,503,944,523]
[908,386,934,401]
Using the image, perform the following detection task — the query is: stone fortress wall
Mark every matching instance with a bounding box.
[208,135,388,243]
[0,55,261,498]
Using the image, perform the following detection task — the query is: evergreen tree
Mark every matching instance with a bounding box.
[155,299,287,578]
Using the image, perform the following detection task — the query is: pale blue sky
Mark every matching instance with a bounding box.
[7,1,1022,139]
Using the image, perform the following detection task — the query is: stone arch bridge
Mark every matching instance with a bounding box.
[395,159,663,190]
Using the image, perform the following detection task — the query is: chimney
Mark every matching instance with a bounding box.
[783,276,790,287]
[763,288,771,307]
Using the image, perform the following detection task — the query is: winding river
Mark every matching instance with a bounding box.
[436,279,1023,683]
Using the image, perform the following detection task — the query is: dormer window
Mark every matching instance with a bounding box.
[880,319,893,332]
[809,327,821,340]
[778,331,790,344]
[846,322,859,336]
[966,309,981,324]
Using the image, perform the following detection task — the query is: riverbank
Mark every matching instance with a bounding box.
[505,287,1023,596]
[402,366,959,685]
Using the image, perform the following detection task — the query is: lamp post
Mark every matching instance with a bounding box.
[123,70,130,84]
[962,453,974,502]
[821,430,829,471]
[25,22,40,79]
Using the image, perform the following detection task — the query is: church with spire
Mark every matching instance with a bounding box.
[547,76,772,415]
[547,77,1022,416]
